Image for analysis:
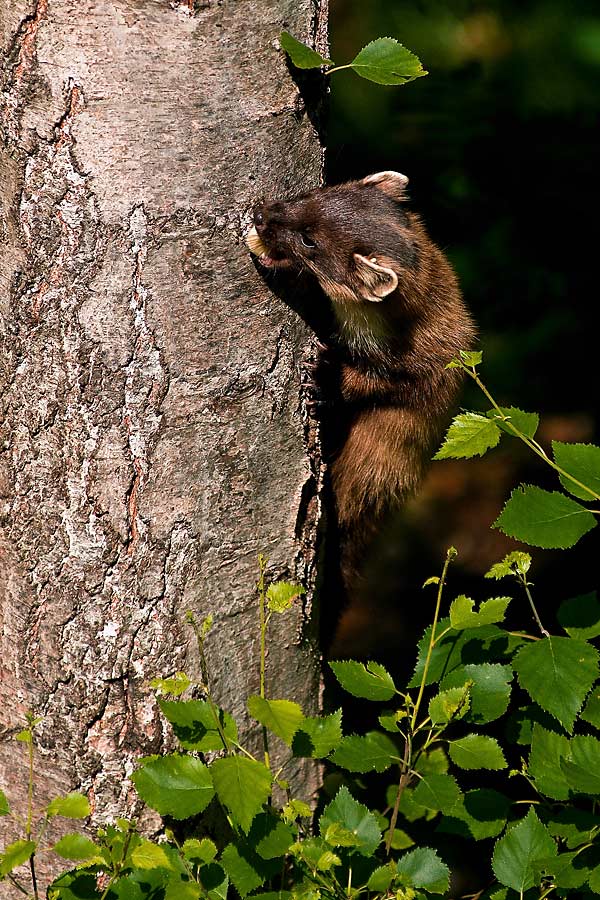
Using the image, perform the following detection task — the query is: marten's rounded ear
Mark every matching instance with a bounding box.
[353,253,398,302]
[362,171,409,201]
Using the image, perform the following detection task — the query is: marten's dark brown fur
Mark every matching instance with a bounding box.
[248,171,475,596]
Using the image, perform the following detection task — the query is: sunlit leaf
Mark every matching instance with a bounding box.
[435,413,501,460]
[131,755,214,820]
[211,756,272,833]
[493,485,596,549]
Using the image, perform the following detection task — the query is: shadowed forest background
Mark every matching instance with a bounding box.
[327,0,600,661]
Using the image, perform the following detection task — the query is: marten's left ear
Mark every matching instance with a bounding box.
[353,253,398,302]
[362,170,409,201]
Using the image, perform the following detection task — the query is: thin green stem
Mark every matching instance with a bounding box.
[24,728,39,900]
[326,64,353,75]
[468,368,600,502]
[258,555,270,770]
[99,875,118,900]
[520,576,548,637]
[26,735,34,840]
[410,548,456,731]
[187,613,230,754]
[385,735,412,855]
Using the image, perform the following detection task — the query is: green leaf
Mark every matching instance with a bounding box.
[0,790,9,816]
[385,828,414,851]
[528,724,571,800]
[329,660,396,700]
[591,865,600,894]
[150,672,191,696]
[546,808,600,849]
[47,793,91,819]
[562,734,600,794]
[247,697,304,746]
[367,862,396,891]
[0,840,36,876]
[493,485,597,548]
[164,880,202,900]
[52,833,101,861]
[459,349,483,367]
[323,821,362,849]
[266,581,306,613]
[412,774,460,813]
[211,756,272,833]
[485,551,532,580]
[47,871,100,900]
[396,847,450,894]
[201,863,229,900]
[438,789,510,841]
[492,807,556,892]
[220,844,265,897]
[428,685,471,725]
[279,32,333,69]
[414,747,449,776]
[513,636,599,731]
[349,37,427,86]
[250,816,295,860]
[434,412,501,460]
[449,595,511,629]
[130,840,173,870]
[158,699,237,751]
[131,754,214,819]
[539,849,593,889]
[182,838,217,864]
[442,664,513,724]
[292,710,342,757]
[396,786,433,823]
[581,686,600,730]
[553,441,600,500]
[282,799,312,823]
[558,592,600,640]
[448,734,506,770]
[319,786,381,856]
[378,709,407,732]
[410,620,520,688]
[486,407,540,439]
[290,836,340,871]
[330,731,397,773]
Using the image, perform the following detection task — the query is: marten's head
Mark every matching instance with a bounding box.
[247,172,418,306]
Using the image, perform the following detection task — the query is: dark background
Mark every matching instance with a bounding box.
[325,0,600,661]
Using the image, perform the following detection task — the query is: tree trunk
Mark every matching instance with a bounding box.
[0,0,327,887]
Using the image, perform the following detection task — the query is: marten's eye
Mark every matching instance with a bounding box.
[300,232,316,249]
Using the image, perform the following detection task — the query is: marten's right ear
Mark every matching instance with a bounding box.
[362,171,409,201]
[353,253,398,302]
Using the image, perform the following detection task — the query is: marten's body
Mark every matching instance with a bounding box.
[247,171,475,594]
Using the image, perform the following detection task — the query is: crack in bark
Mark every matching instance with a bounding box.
[122,205,171,554]
[1,0,49,143]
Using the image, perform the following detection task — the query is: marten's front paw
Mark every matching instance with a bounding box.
[301,369,328,416]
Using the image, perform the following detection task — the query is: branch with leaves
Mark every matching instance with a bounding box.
[279,32,427,86]
[435,350,600,549]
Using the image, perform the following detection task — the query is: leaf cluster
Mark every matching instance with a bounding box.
[435,350,600,549]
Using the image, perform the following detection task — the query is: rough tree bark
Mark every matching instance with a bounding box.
[0,0,328,886]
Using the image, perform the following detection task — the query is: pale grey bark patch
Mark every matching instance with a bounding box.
[0,0,328,890]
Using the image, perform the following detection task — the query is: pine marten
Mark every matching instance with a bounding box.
[247,170,475,608]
